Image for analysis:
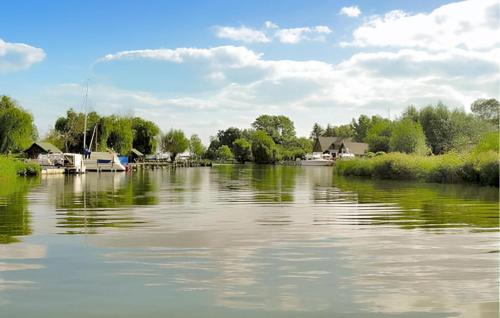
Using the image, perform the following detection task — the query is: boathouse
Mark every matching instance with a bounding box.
[24,142,63,159]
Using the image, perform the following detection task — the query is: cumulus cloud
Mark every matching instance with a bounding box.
[341,0,500,50]
[214,26,270,43]
[339,6,362,17]
[0,38,46,73]
[89,40,499,138]
[275,26,332,44]
[212,22,332,44]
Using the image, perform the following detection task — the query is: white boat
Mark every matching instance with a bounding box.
[37,153,86,174]
[301,153,334,166]
[84,151,126,172]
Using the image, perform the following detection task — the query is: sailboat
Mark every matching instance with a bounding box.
[81,82,126,172]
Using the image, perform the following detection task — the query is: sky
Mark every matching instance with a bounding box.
[0,0,498,142]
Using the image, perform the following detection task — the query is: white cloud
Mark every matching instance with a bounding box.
[214,26,270,43]
[274,25,332,44]
[264,21,279,29]
[87,41,500,139]
[0,38,46,73]
[339,6,362,18]
[342,0,500,50]
[212,23,332,44]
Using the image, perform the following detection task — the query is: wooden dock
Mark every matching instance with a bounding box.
[128,160,212,170]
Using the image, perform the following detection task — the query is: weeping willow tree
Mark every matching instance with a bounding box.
[0,96,37,153]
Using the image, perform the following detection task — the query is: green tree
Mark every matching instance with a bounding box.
[99,116,133,154]
[323,124,335,137]
[189,134,206,159]
[232,138,252,163]
[352,115,372,142]
[310,123,324,139]
[389,119,428,154]
[217,127,241,148]
[204,137,221,160]
[54,109,100,152]
[216,145,234,161]
[252,115,296,145]
[365,118,393,152]
[0,96,37,153]
[251,130,280,164]
[161,129,189,161]
[471,98,499,126]
[131,117,160,154]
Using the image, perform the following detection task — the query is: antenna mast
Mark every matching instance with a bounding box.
[83,80,89,152]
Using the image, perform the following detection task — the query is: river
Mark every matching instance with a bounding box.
[0,165,498,317]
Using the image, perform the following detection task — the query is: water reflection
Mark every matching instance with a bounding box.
[0,177,38,244]
[0,166,497,317]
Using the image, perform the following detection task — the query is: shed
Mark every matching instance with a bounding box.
[129,148,145,162]
[24,142,62,159]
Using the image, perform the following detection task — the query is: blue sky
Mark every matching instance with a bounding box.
[0,0,498,141]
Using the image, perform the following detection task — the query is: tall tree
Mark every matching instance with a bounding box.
[389,119,428,154]
[99,115,133,154]
[251,130,280,164]
[189,134,206,159]
[132,117,160,154]
[217,127,241,148]
[365,118,393,152]
[232,138,252,163]
[352,115,372,142]
[310,123,324,139]
[161,129,189,161]
[252,115,296,145]
[471,98,499,127]
[0,96,37,153]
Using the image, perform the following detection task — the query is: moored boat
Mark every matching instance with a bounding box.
[84,151,126,172]
[301,153,334,166]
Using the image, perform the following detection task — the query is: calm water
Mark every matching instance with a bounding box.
[0,166,498,317]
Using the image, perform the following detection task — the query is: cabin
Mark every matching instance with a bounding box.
[24,142,62,159]
[312,137,368,158]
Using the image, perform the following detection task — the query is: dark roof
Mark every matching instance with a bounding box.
[340,141,369,155]
[315,137,353,151]
[130,148,144,157]
[25,142,62,153]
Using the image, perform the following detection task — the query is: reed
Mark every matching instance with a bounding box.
[336,151,499,187]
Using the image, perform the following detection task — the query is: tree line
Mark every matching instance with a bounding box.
[310,99,499,155]
[1,94,498,162]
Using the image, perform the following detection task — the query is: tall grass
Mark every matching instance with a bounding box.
[0,156,40,178]
[336,152,499,187]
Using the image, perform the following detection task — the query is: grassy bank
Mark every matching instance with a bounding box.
[336,152,499,187]
[0,156,40,178]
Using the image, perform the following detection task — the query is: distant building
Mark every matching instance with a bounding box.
[24,142,63,159]
[312,137,368,158]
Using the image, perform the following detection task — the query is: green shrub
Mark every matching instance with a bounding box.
[336,151,499,187]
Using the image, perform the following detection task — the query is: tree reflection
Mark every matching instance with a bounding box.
[332,176,499,230]
[0,177,38,243]
[51,171,159,234]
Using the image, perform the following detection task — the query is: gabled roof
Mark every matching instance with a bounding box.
[315,137,339,151]
[315,137,353,151]
[340,141,369,155]
[26,142,62,153]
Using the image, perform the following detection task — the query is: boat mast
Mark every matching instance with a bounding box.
[83,80,89,152]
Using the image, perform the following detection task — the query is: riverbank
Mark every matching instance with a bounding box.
[336,152,499,187]
[0,156,40,178]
